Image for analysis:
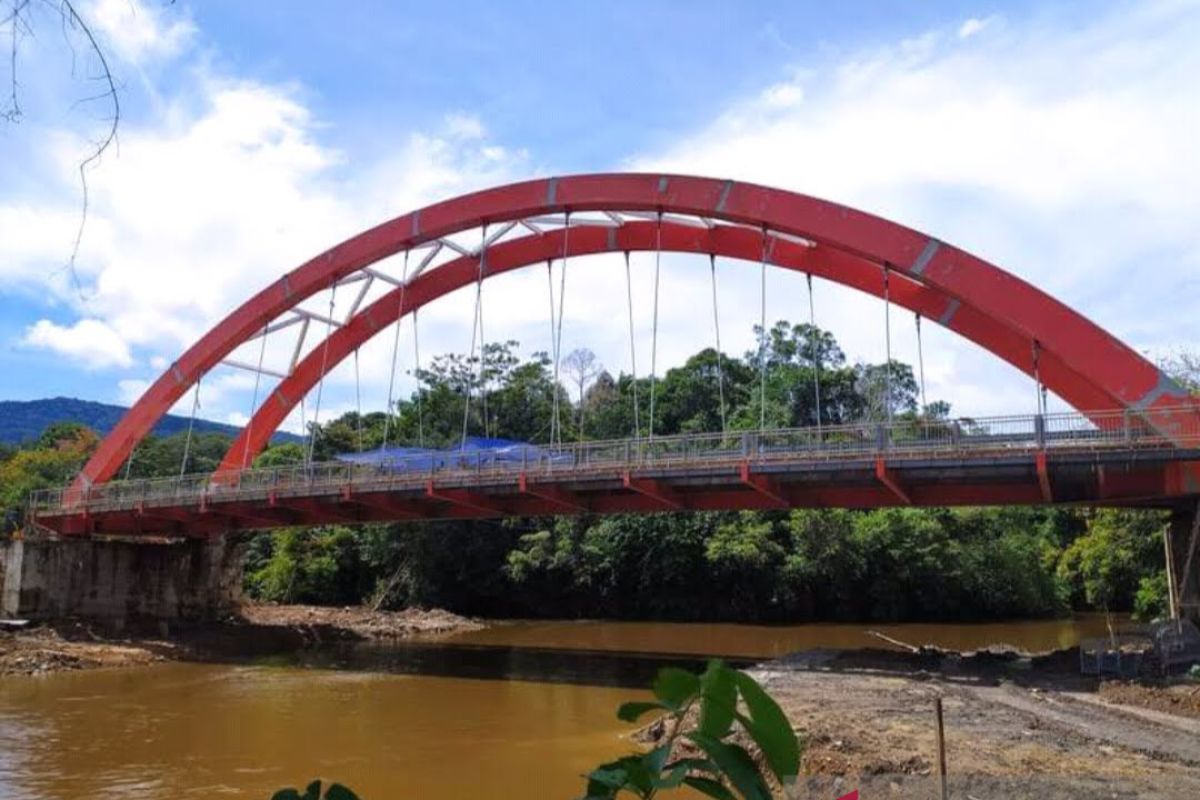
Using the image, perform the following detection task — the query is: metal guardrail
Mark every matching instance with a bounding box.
[28,406,1200,518]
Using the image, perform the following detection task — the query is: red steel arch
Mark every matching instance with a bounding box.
[217,220,1120,474]
[77,174,1198,491]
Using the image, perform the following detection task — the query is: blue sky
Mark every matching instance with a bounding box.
[1,0,1197,432]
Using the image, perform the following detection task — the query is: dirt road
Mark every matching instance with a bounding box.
[753,651,1200,799]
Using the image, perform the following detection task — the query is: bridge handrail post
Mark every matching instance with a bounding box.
[1034,413,1046,449]
[1123,409,1132,444]
[875,424,887,453]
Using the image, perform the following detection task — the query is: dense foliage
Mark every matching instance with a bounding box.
[0,320,1181,622]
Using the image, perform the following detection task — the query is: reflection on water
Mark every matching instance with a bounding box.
[284,640,751,688]
[0,663,643,800]
[446,615,1120,660]
[0,616,1114,800]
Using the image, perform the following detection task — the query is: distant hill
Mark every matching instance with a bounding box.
[0,397,302,446]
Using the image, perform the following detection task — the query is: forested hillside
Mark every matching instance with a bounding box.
[0,396,301,446]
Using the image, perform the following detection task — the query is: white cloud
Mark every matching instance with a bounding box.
[444,112,486,140]
[86,0,196,64]
[626,0,1200,416]
[761,82,804,108]
[2,53,527,425]
[957,17,993,40]
[7,1,1200,433]
[118,378,149,404]
[23,318,133,369]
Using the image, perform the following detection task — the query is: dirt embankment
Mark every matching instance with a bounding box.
[237,603,484,639]
[0,623,172,675]
[640,647,1200,799]
[0,604,482,676]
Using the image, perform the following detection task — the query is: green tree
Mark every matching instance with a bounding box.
[245,527,369,605]
[1056,509,1166,613]
[1,424,98,533]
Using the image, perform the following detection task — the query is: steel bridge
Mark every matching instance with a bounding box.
[29,408,1200,537]
[25,173,1200,540]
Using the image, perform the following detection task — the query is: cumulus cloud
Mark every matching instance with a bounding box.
[2,40,528,423]
[957,17,993,39]
[86,0,196,64]
[627,1,1200,415]
[23,319,133,369]
[6,1,1199,431]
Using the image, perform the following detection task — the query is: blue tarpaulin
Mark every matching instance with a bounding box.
[334,437,571,473]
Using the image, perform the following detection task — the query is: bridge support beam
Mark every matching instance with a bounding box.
[1035,452,1054,503]
[874,458,911,505]
[1169,500,1200,623]
[739,463,789,509]
[519,474,588,513]
[425,482,505,516]
[622,473,685,510]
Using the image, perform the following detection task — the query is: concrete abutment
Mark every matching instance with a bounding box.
[0,535,243,622]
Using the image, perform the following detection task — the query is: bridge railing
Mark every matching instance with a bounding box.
[27,406,1200,518]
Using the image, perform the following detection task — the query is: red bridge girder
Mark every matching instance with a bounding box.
[73,174,1200,495]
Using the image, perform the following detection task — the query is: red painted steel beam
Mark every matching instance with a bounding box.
[874,458,913,505]
[34,457,1193,536]
[425,481,505,515]
[349,492,427,519]
[216,223,1119,474]
[269,496,358,525]
[518,473,589,512]
[76,174,1200,491]
[738,462,790,509]
[1035,452,1054,502]
[622,472,685,510]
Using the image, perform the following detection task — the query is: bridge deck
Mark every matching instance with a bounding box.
[29,409,1200,538]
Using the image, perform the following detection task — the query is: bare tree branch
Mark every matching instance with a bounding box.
[2,0,121,298]
[56,0,120,297]
[2,0,31,123]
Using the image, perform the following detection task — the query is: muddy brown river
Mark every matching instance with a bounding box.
[0,617,1115,799]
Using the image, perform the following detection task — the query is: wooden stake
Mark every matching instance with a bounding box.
[935,697,948,800]
[1164,524,1180,623]
[866,629,920,653]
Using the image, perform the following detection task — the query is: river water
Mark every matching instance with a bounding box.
[0,616,1114,799]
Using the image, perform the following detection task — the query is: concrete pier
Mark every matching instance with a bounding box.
[1170,501,1200,623]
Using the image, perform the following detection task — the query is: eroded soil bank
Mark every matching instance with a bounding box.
[0,604,482,676]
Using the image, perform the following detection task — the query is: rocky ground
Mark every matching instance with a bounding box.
[0,604,483,675]
[0,623,172,675]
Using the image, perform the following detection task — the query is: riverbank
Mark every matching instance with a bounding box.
[0,604,483,676]
[4,616,1200,798]
[641,647,1200,798]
